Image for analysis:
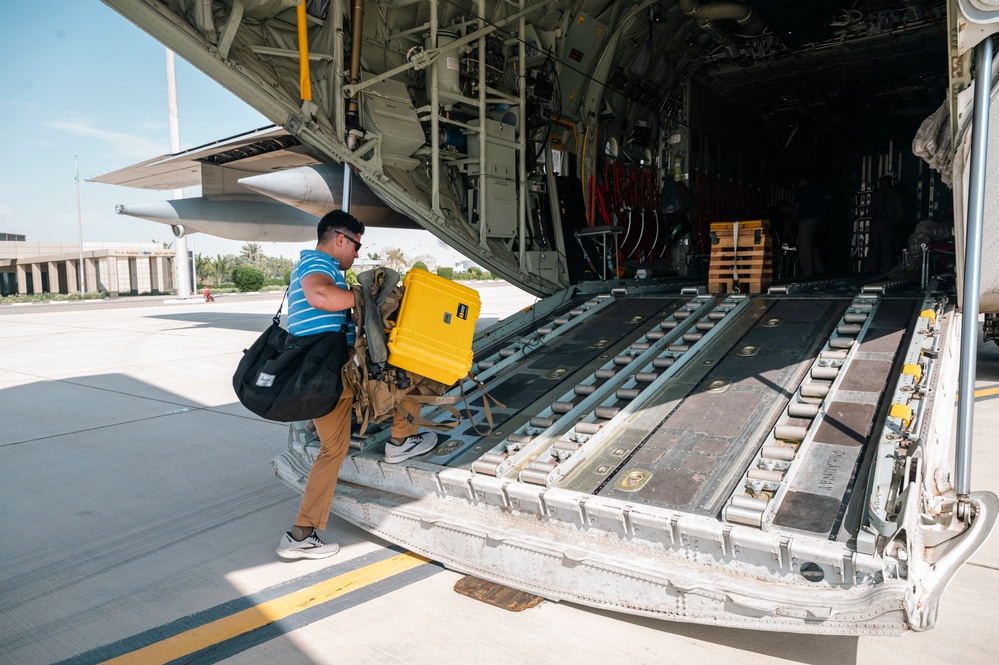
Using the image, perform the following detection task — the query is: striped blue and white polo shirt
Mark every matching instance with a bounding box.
[287,249,355,344]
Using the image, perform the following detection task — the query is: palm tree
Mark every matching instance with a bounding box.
[194,254,214,285]
[214,254,234,285]
[240,242,263,263]
[383,247,407,272]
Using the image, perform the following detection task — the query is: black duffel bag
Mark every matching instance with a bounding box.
[232,298,349,422]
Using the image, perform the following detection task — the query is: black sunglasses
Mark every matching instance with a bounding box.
[339,233,362,252]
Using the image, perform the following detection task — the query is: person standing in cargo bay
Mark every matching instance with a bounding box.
[866,175,904,274]
[277,210,437,560]
[793,175,828,277]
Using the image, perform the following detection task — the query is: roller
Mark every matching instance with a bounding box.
[837,324,862,336]
[653,357,675,368]
[553,439,581,452]
[788,402,820,418]
[595,368,617,379]
[554,317,569,325]
[696,321,716,331]
[507,433,534,444]
[774,425,807,442]
[669,343,690,352]
[574,384,596,396]
[747,468,784,482]
[519,468,550,485]
[551,401,575,414]
[631,342,651,351]
[724,504,764,527]
[635,372,659,383]
[820,350,848,360]
[731,494,770,510]
[811,366,840,380]
[674,310,691,319]
[646,330,665,340]
[661,320,679,330]
[611,287,628,295]
[683,332,703,343]
[527,459,558,472]
[616,388,641,400]
[613,355,633,365]
[537,326,553,335]
[800,383,831,398]
[476,360,495,370]
[595,406,620,419]
[575,422,602,434]
[708,311,728,320]
[471,452,506,476]
[762,444,796,461]
[828,337,854,349]
[500,348,516,357]
[569,308,585,316]
[844,312,868,324]
[530,416,555,428]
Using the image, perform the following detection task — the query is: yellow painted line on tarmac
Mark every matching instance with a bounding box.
[955,386,999,402]
[100,552,429,665]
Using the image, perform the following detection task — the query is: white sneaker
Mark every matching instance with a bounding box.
[384,431,438,463]
[277,531,340,559]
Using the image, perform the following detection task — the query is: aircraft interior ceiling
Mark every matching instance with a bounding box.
[100,0,956,291]
[697,1,948,149]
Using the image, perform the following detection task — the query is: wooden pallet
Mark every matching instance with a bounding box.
[708,222,773,294]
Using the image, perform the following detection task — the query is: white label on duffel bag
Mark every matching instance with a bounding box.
[255,372,276,388]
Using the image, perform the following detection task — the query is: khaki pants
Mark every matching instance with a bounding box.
[294,388,419,530]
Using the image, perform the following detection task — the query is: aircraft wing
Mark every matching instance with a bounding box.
[89,125,320,192]
[91,124,419,238]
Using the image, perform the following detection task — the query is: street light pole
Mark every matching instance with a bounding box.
[75,154,86,296]
[166,48,192,298]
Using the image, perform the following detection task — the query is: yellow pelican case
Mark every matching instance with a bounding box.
[387,268,481,384]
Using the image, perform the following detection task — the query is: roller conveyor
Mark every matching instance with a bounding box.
[720,293,890,532]
[465,294,735,481]
[393,290,688,466]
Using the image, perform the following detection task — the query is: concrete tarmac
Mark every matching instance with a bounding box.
[0,282,996,665]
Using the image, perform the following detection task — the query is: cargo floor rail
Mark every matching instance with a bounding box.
[722,293,881,530]
[469,294,750,484]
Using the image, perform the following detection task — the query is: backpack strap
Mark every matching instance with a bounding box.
[458,372,505,436]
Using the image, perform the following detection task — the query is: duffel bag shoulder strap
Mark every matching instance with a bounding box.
[458,371,505,436]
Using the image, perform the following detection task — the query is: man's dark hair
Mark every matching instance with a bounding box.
[317,210,365,244]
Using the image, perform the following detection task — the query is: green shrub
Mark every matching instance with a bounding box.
[232,265,265,292]
[346,268,357,286]
[468,266,483,279]
[413,261,429,272]
[436,267,454,280]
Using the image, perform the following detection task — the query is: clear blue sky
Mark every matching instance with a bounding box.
[0,1,454,263]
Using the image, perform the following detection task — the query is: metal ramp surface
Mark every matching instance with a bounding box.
[273,282,997,634]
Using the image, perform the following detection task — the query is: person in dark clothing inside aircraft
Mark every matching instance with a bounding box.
[866,175,904,274]
[793,175,829,277]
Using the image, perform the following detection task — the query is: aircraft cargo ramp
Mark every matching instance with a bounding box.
[274,280,997,635]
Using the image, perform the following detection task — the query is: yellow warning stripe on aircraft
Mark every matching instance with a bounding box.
[100,552,429,665]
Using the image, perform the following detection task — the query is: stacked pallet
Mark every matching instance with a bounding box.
[708,220,773,294]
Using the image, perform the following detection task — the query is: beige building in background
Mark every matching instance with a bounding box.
[0,240,179,298]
